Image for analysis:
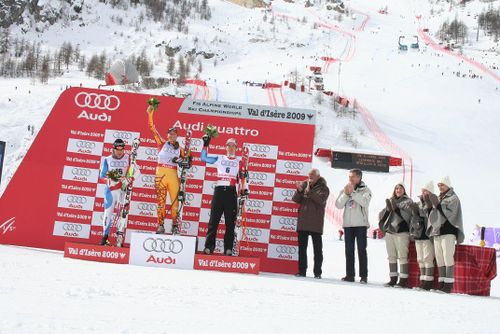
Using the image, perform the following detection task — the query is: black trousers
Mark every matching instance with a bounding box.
[204,186,237,252]
[344,226,368,278]
[298,231,323,276]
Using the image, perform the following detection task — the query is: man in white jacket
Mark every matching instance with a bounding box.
[335,169,372,284]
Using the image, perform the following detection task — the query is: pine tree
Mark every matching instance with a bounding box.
[167,57,175,76]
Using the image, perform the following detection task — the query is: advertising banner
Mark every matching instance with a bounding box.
[0,88,316,274]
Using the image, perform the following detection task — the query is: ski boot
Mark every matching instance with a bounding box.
[100,234,111,246]
[116,232,124,247]
[171,224,180,235]
[156,224,165,234]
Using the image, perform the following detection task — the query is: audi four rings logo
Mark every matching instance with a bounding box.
[137,203,157,211]
[249,144,271,153]
[246,200,265,208]
[279,217,297,226]
[145,148,157,156]
[143,238,184,254]
[276,245,297,254]
[284,162,304,170]
[221,160,238,168]
[189,138,202,146]
[245,228,262,237]
[281,189,295,197]
[76,141,96,149]
[113,132,132,140]
[110,161,128,168]
[189,165,199,173]
[141,175,155,183]
[216,240,224,247]
[185,193,194,202]
[71,168,91,176]
[67,196,87,204]
[182,222,191,230]
[63,223,83,232]
[75,92,120,111]
[249,172,267,181]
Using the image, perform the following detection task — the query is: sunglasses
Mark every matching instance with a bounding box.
[114,146,125,151]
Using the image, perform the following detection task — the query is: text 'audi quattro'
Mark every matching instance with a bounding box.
[75,92,120,111]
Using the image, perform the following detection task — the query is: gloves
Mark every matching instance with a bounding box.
[385,198,393,212]
[410,202,420,216]
[429,193,440,208]
[423,193,433,209]
[239,170,249,179]
[202,134,211,148]
[173,157,192,169]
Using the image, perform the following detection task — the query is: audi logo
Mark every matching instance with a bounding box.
[113,132,132,140]
[137,203,157,211]
[188,165,199,173]
[76,141,96,149]
[216,240,224,247]
[246,200,265,208]
[71,168,91,176]
[244,228,262,237]
[145,148,158,156]
[281,189,295,197]
[63,223,83,232]
[75,92,120,111]
[162,145,179,154]
[110,161,128,168]
[221,159,238,168]
[284,162,304,170]
[141,175,155,183]
[279,217,297,226]
[249,144,271,153]
[276,245,297,254]
[67,195,87,204]
[185,193,194,202]
[143,238,183,254]
[249,172,267,181]
[182,222,191,230]
[189,138,202,147]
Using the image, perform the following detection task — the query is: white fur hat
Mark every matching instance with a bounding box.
[437,176,451,188]
[422,181,434,193]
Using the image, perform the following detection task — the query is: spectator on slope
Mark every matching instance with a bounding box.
[409,181,436,291]
[378,182,413,288]
[335,169,372,284]
[426,176,465,294]
[292,169,330,279]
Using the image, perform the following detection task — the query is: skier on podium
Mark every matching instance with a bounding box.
[201,134,249,256]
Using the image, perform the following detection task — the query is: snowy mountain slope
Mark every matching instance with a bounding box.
[1,0,499,235]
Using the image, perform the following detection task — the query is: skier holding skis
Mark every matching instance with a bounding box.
[201,136,249,256]
[147,106,191,235]
[99,138,134,246]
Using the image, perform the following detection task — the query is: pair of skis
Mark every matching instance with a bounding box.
[173,129,192,235]
[232,145,250,256]
[115,138,140,247]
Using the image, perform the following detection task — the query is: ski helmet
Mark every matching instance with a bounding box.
[113,139,125,149]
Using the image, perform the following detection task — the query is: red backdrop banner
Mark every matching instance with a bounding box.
[0,88,316,274]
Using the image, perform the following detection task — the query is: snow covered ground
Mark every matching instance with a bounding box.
[1,232,499,334]
[1,0,500,332]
